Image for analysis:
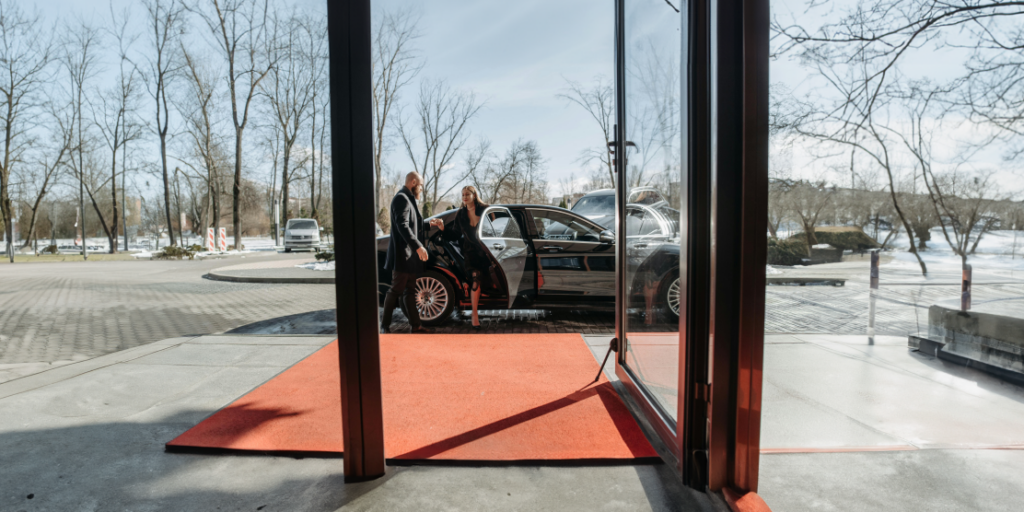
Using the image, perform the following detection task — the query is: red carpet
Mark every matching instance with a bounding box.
[166,334,658,463]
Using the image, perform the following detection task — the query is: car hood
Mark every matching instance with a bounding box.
[287,229,319,236]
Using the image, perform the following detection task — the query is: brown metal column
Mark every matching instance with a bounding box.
[706,0,769,494]
[733,0,769,492]
[327,0,387,482]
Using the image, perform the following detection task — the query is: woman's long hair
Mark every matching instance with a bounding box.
[461,185,489,213]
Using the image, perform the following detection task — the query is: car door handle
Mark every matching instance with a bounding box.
[492,243,505,251]
[633,242,649,249]
[540,246,563,252]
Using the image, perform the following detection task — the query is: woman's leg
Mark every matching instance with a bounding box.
[470,269,481,327]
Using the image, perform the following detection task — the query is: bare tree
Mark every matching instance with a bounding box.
[372,8,421,212]
[558,76,615,187]
[627,38,680,188]
[0,1,54,262]
[61,19,104,256]
[18,103,73,250]
[261,9,314,232]
[767,179,791,239]
[191,0,278,249]
[141,0,185,247]
[178,46,225,244]
[92,5,143,253]
[924,170,1006,266]
[299,14,329,220]
[398,79,481,216]
[787,180,836,255]
[468,138,548,205]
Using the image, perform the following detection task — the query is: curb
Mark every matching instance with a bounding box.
[205,271,335,284]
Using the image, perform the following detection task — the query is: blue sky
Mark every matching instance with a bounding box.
[36,0,1017,196]
[42,0,615,197]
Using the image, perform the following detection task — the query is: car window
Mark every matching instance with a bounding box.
[626,207,665,236]
[287,220,317,230]
[571,194,614,215]
[529,209,601,242]
[481,209,522,239]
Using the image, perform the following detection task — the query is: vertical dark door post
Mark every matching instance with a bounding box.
[327,0,387,482]
[706,0,769,494]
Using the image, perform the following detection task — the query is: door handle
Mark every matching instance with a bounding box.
[541,246,564,252]
[492,243,505,251]
[633,242,648,249]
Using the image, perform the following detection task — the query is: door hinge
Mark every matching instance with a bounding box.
[694,382,710,402]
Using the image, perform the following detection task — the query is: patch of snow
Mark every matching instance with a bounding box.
[131,251,153,259]
[765,265,783,275]
[812,243,833,249]
[296,261,335,271]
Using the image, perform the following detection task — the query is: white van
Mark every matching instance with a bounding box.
[284,218,321,253]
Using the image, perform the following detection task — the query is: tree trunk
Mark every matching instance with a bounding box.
[802,220,818,256]
[233,129,243,249]
[22,207,39,251]
[110,150,119,254]
[2,194,12,262]
[885,179,927,275]
[281,160,290,228]
[213,178,221,250]
[161,134,175,247]
[84,186,114,247]
[21,183,50,250]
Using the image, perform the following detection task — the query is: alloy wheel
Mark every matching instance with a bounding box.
[415,276,449,321]
[667,277,681,317]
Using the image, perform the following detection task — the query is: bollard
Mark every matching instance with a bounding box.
[961,264,972,311]
[868,250,879,345]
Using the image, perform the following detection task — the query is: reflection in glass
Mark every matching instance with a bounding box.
[622,0,684,421]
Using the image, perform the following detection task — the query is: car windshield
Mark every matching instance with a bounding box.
[572,195,614,215]
[287,220,317,230]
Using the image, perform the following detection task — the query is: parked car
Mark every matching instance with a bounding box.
[284,218,321,253]
[571,187,680,235]
[376,204,681,325]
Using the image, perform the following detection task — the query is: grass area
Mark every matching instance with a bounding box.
[0,253,139,263]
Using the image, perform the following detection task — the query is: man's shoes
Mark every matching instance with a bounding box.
[380,325,391,334]
[410,326,432,334]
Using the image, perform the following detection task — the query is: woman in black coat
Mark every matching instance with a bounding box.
[439,185,493,329]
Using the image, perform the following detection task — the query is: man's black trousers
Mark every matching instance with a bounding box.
[380,269,422,329]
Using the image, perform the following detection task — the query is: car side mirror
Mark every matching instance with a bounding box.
[600,230,615,243]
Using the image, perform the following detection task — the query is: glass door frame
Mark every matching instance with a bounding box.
[611,0,687,472]
[328,0,768,491]
[611,0,770,494]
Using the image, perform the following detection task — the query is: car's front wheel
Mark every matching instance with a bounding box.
[661,272,681,319]
[400,270,456,326]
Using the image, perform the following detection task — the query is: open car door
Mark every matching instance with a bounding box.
[479,207,529,308]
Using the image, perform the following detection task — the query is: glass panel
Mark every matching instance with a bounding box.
[622,0,685,421]
[530,209,602,242]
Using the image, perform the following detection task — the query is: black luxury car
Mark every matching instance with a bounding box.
[376,204,681,326]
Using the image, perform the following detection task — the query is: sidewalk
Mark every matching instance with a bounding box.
[0,334,713,512]
[3,331,1021,510]
[206,258,334,284]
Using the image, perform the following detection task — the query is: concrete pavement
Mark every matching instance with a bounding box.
[0,253,335,381]
[0,334,717,512]
[2,330,1022,510]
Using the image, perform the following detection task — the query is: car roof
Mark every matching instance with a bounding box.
[579,189,615,197]
[436,204,574,214]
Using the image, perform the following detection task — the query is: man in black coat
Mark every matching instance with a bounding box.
[381,171,443,333]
